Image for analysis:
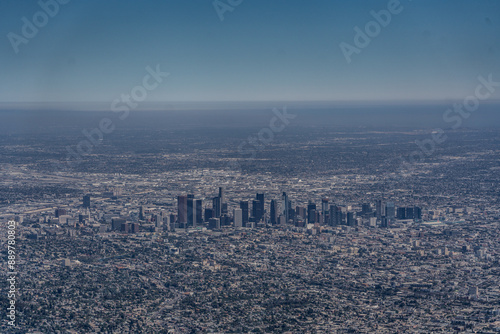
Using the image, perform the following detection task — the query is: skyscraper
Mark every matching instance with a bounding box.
[307,201,316,224]
[240,201,249,227]
[347,212,355,226]
[254,193,265,222]
[362,203,371,215]
[270,199,278,225]
[187,197,195,227]
[218,187,224,205]
[376,200,383,220]
[139,205,145,220]
[322,198,329,225]
[282,192,289,222]
[385,202,395,220]
[414,206,422,220]
[233,208,242,228]
[177,195,188,226]
[196,199,203,226]
[83,195,91,208]
[329,205,342,226]
[213,196,221,218]
[397,207,406,220]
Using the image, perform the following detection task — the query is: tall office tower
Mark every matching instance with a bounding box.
[270,199,278,225]
[362,203,372,215]
[376,199,383,220]
[212,196,221,218]
[414,206,422,220]
[139,206,145,220]
[252,200,259,221]
[397,207,406,219]
[218,187,224,206]
[254,193,265,222]
[196,200,203,226]
[322,198,329,224]
[177,195,188,226]
[83,195,91,208]
[307,201,316,224]
[154,214,162,228]
[187,197,195,227]
[282,192,289,222]
[329,205,340,226]
[347,212,355,226]
[240,201,249,227]
[233,208,243,228]
[405,207,414,220]
[385,202,395,220]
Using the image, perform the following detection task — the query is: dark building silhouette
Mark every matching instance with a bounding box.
[282,192,290,222]
[376,199,383,220]
[329,205,342,226]
[347,212,355,226]
[253,193,265,222]
[177,195,188,226]
[196,199,203,226]
[218,187,224,206]
[139,205,145,220]
[385,202,395,220]
[55,208,66,218]
[307,201,316,224]
[362,203,372,215]
[212,196,221,218]
[322,198,329,224]
[187,197,195,227]
[270,199,278,225]
[83,195,91,208]
[240,201,249,227]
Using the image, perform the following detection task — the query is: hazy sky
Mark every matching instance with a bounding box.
[1,0,499,106]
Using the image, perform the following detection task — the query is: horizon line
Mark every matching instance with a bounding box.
[1,99,500,112]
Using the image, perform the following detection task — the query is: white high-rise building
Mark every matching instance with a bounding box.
[233,208,243,228]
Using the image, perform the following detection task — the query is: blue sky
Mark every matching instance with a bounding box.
[0,0,499,106]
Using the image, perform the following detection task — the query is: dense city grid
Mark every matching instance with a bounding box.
[0,111,499,333]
